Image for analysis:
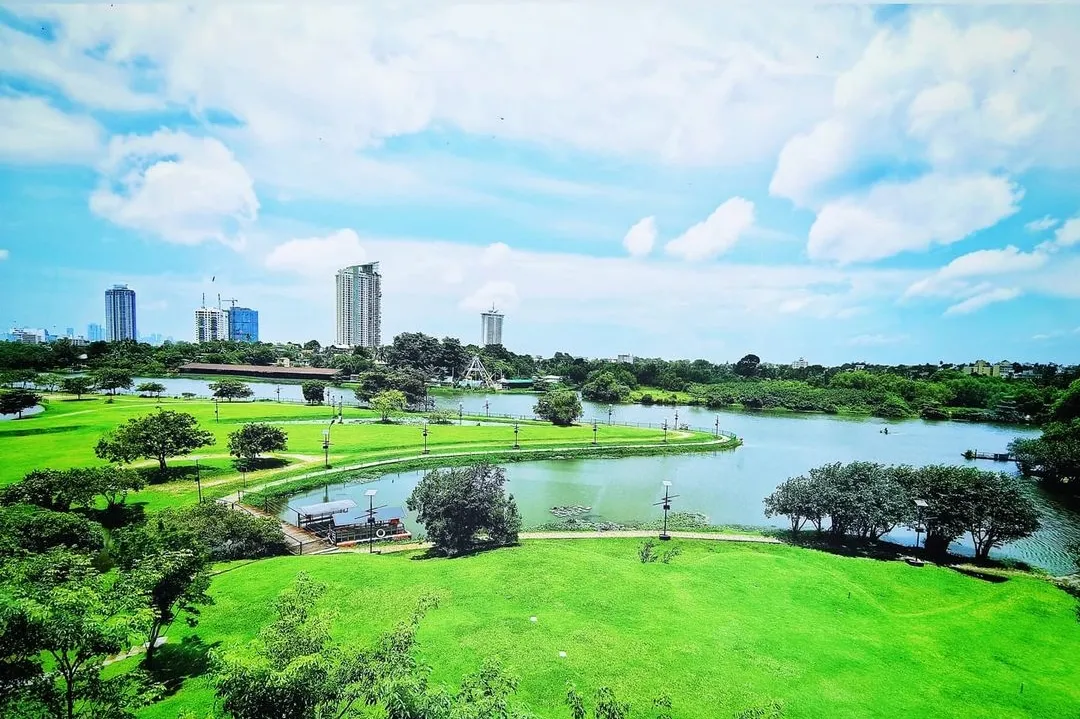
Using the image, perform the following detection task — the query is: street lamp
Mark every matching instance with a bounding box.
[459,402,463,425]
[592,419,598,446]
[607,406,613,425]
[914,498,929,550]
[662,419,668,443]
[714,416,720,438]
[322,428,330,469]
[276,385,281,403]
[654,481,678,541]
[485,400,490,417]
[513,422,520,450]
[674,409,679,430]
[422,420,430,454]
[240,461,247,498]
[195,458,203,503]
[364,488,380,554]
[214,399,219,423]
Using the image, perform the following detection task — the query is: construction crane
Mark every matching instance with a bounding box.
[216,294,240,310]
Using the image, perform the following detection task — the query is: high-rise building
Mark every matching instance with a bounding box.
[228,307,259,342]
[336,263,381,349]
[105,284,137,341]
[195,306,229,343]
[87,323,105,342]
[481,305,504,346]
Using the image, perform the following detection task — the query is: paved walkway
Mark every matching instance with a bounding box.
[369,530,780,554]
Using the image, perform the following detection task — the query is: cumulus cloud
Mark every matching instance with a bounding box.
[665,198,755,261]
[265,229,366,277]
[0,96,101,164]
[622,216,657,257]
[944,287,1021,315]
[1025,215,1059,233]
[480,242,512,268]
[807,173,1022,264]
[459,280,519,312]
[905,245,1047,298]
[768,119,855,208]
[90,130,258,247]
[0,249,8,261]
[1054,217,1080,248]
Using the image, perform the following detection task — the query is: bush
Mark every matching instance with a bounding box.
[534,390,582,426]
[157,501,286,561]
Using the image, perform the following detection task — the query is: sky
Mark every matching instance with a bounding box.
[1,3,1079,366]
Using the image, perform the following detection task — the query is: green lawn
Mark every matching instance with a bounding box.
[0,394,721,511]
[133,539,1080,719]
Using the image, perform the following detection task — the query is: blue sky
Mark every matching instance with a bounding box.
[1,4,1079,365]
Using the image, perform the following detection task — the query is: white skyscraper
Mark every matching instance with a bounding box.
[336,263,382,349]
[105,284,137,341]
[481,305,504,346]
[195,306,229,343]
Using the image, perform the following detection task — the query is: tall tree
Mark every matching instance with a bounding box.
[61,376,96,400]
[93,368,133,395]
[533,389,583,426]
[0,388,41,418]
[209,379,253,402]
[227,422,288,462]
[960,471,1040,560]
[301,380,327,405]
[136,381,166,398]
[406,462,520,556]
[370,389,407,422]
[95,409,215,471]
[733,354,761,378]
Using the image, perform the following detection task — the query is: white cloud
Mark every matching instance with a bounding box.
[904,245,1047,298]
[1025,215,1059,232]
[480,242,512,268]
[665,198,755,261]
[0,96,101,164]
[768,119,854,208]
[622,217,657,257]
[944,287,1021,315]
[1054,217,1080,248]
[265,229,366,277]
[0,249,8,261]
[1033,326,1080,341]
[89,130,258,247]
[847,333,909,346]
[807,173,1022,263]
[460,280,519,312]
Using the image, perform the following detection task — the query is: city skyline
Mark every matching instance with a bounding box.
[1,6,1080,364]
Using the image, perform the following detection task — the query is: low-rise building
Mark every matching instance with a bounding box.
[791,357,809,370]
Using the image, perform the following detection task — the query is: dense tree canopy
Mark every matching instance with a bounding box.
[209,378,253,402]
[534,390,583,426]
[0,388,41,418]
[228,422,288,462]
[300,380,326,405]
[95,409,215,471]
[370,389,407,422]
[406,463,521,555]
[61,376,96,399]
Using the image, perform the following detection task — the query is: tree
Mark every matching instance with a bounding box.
[763,474,819,533]
[581,370,631,403]
[734,353,761,378]
[0,388,41,418]
[93,368,133,395]
[1,469,97,512]
[1051,379,1080,423]
[136,381,166,398]
[228,422,288,462]
[303,339,321,351]
[534,389,582,426]
[406,462,520,555]
[1009,420,1080,488]
[115,520,212,666]
[960,471,1040,560]
[61,376,97,400]
[370,389,407,422]
[301,380,327,405]
[154,501,285,561]
[209,378,253,402]
[0,504,105,557]
[567,683,631,719]
[1,550,151,719]
[95,409,215,471]
[35,372,64,392]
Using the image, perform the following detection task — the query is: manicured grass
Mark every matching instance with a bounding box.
[0,394,721,512]
[134,540,1080,719]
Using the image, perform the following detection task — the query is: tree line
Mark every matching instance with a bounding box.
[763,462,1040,560]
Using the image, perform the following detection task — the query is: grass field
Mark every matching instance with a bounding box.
[0,394,723,511]
[129,539,1080,719]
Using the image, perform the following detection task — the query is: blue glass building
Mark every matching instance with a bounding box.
[228,307,259,342]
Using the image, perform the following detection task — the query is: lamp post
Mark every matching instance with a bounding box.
[214,399,219,423]
[914,498,929,550]
[592,419,598,446]
[607,406,613,425]
[714,416,719,438]
[654,480,678,541]
[364,488,378,554]
[240,462,247,498]
[338,398,343,422]
[322,428,330,469]
[485,400,490,417]
[459,402,463,426]
[674,409,679,431]
[195,459,203,503]
[662,419,668,443]
[276,385,281,403]
[513,422,520,450]
[422,421,429,454]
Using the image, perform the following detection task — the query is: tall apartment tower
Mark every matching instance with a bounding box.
[336,263,382,349]
[481,305,504,346]
[104,284,137,342]
[194,305,229,343]
[228,307,259,342]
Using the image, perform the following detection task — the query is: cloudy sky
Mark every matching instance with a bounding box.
[1,3,1079,364]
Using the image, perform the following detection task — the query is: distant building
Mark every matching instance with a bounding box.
[791,357,809,370]
[963,360,1014,378]
[228,307,259,342]
[141,333,164,346]
[336,263,382,349]
[65,327,74,338]
[194,306,229,343]
[481,305,504,346]
[105,284,137,341]
[87,323,105,342]
[616,354,634,364]
[10,327,45,344]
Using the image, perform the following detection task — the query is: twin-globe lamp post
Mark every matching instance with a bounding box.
[322,427,331,469]
[654,480,678,541]
[513,422,520,450]
[422,420,430,454]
